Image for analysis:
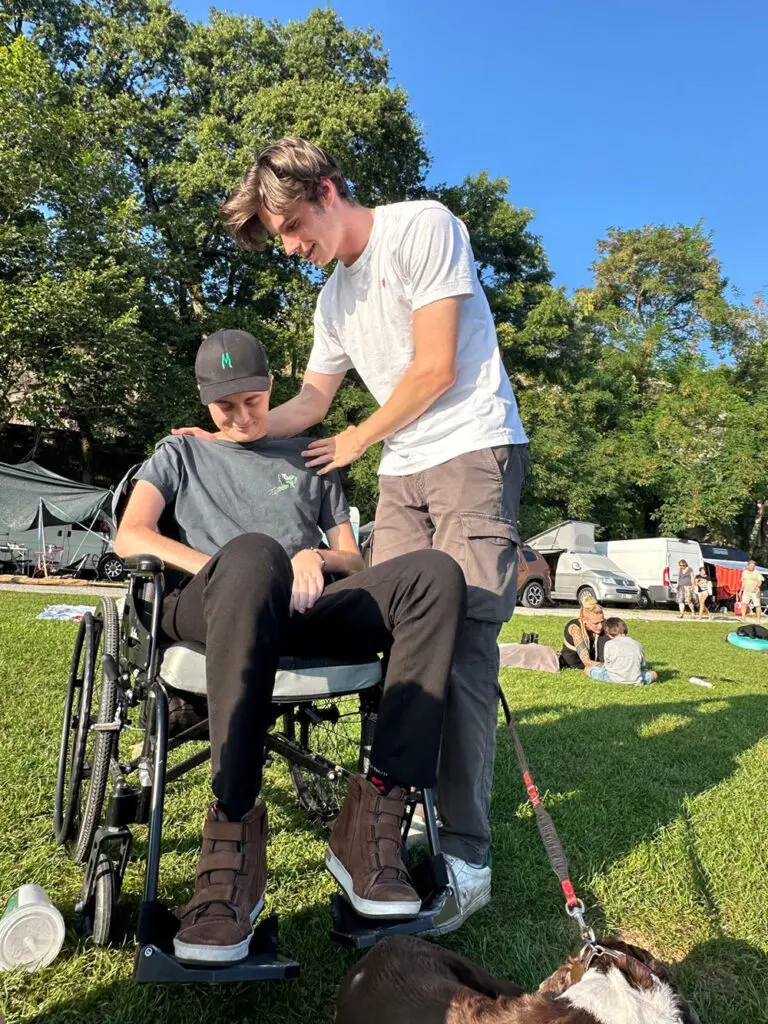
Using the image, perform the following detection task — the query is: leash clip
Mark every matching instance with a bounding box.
[566,898,595,944]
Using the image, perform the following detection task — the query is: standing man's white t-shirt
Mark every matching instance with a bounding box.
[307,200,528,476]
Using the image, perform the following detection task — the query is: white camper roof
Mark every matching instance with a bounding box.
[525,520,596,554]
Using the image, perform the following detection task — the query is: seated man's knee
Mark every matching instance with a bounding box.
[216,533,292,579]
[408,549,466,604]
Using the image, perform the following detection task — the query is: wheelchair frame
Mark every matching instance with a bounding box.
[53,556,449,982]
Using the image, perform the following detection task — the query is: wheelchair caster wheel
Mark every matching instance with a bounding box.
[84,852,116,947]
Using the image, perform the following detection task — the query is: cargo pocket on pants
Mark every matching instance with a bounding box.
[459,513,520,623]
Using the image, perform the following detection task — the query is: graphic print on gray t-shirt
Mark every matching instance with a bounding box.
[135,434,350,558]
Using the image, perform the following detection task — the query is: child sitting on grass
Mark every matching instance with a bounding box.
[584,617,658,685]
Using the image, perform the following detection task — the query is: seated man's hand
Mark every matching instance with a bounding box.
[290,549,325,614]
[171,426,222,440]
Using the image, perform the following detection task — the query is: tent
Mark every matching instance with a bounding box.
[0,460,112,531]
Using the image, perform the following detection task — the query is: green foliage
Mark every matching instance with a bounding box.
[0,2,766,552]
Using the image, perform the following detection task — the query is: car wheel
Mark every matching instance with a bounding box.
[636,589,653,610]
[577,586,597,605]
[521,579,546,609]
[97,553,126,583]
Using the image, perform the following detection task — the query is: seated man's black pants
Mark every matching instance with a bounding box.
[160,534,466,820]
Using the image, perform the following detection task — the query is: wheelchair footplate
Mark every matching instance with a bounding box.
[330,852,450,949]
[134,901,300,984]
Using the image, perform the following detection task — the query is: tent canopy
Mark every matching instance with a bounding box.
[0,460,112,531]
[526,520,597,554]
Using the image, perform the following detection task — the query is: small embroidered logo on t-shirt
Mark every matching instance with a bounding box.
[269,473,298,496]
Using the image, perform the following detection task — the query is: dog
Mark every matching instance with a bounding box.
[335,934,700,1024]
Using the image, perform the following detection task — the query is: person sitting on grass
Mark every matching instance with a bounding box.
[584,617,658,685]
[115,328,466,967]
[559,593,607,670]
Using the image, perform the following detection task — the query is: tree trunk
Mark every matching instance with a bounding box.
[76,415,95,484]
[749,498,767,552]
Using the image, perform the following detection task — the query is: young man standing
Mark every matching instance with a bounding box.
[181,138,529,933]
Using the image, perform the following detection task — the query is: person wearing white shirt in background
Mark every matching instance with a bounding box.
[175,137,530,934]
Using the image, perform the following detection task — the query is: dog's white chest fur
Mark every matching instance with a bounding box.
[560,964,683,1024]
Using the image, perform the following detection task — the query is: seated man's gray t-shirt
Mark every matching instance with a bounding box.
[135,434,350,559]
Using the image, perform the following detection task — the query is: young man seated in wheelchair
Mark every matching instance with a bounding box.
[115,328,466,967]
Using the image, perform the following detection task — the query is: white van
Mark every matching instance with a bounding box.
[526,521,640,605]
[595,537,702,608]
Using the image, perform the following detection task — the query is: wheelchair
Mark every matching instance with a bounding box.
[52,555,449,983]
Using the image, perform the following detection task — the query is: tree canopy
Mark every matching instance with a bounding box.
[1,1,765,554]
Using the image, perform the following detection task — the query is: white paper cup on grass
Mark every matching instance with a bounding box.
[0,884,65,972]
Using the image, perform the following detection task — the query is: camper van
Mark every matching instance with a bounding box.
[595,537,702,608]
[526,521,640,605]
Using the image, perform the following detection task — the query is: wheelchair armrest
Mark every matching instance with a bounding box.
[123,554,164,576]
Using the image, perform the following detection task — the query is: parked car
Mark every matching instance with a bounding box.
[516,545,552,608]
[595,537,702,608]
[526,521,640,606]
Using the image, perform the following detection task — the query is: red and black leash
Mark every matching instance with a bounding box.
[499,689,596,944]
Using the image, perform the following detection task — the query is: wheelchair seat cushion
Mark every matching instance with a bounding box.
[158,642,382,702]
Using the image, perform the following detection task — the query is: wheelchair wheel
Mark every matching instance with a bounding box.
[84,852,116,947]
[283,691,378,820]
[54,599,120,861]
[54,612,96,844]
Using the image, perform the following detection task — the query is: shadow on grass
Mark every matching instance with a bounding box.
[23,928,768,1024]
[20,900,359,1024]
[492,691,768,887]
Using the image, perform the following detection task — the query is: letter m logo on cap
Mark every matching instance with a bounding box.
[221,352,233,369]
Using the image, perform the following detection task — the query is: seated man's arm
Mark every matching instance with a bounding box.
[324,521,364,576]
[115,480,210,576]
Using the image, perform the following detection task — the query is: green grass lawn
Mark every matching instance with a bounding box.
[1,593,767,1023]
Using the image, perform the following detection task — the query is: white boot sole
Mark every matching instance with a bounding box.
[173,896,265,964]
[326,849,421,919]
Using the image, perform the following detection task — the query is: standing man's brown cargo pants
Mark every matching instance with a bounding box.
[371,443,529,864]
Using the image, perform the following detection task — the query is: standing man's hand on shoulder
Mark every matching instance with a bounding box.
[302,426,367,474]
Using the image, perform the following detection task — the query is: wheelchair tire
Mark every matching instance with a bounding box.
[72,598,120,864]
[283,692,378,821]
[85,852,116,947]
[54,612,97,845]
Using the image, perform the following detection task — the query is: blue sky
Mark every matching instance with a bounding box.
[178,1,767,300]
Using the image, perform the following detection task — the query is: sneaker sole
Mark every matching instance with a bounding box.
[325,849,421,919]
[173,896,265,965]
[428,886,491,937]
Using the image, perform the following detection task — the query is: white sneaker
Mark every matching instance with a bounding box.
[427,854,491,935]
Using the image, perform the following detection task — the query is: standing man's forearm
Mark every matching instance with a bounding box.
[266,371,344,438]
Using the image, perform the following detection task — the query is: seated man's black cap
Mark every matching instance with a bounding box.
[195,329,270,405]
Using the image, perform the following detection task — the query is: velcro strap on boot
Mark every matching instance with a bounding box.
[369,821,402,845]
[197,851,245,876]
[183,883,237,914]
[203,819,246,842]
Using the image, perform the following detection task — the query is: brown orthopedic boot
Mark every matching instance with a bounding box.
[173,800,267,964]
[326,776,421,919]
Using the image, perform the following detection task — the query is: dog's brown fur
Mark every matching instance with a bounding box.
[335,935,699,1024]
